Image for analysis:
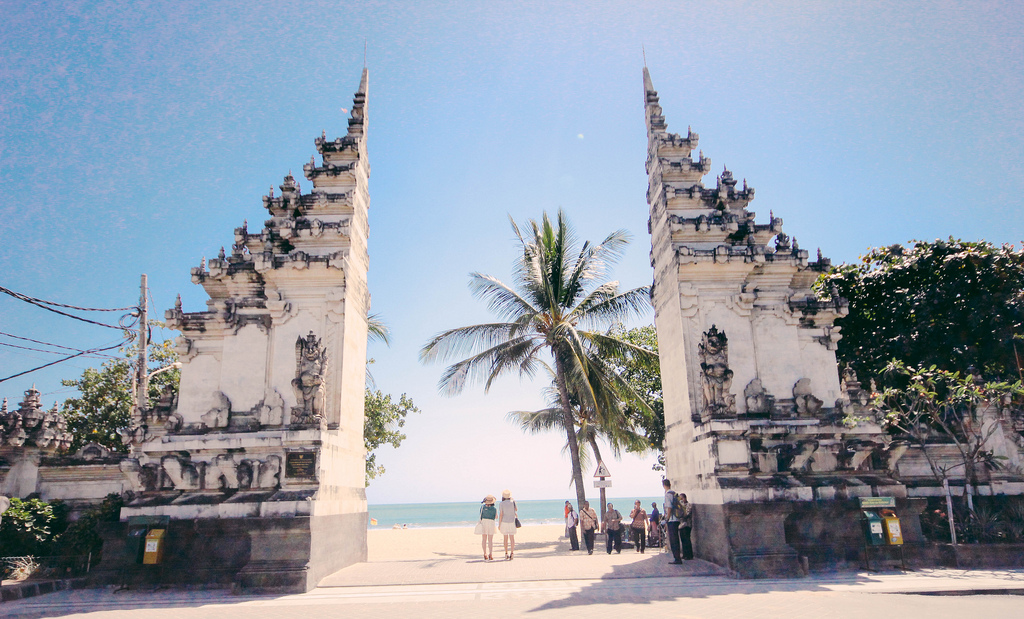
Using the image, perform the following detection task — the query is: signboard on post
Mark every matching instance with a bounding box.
[593,462,611,478]
[594,479,612,488]
[858,496,896,509]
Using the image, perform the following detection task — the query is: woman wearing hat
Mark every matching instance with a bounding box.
[474,494,498,561]
[498,489,519,560]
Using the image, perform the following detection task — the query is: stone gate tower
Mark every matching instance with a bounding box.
[644,68,913,576]
[98,70,373,592]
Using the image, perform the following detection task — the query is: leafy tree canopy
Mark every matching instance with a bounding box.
[60,337,179,453]
[363,389,419,485]
[609,324,664,453]
[820,238,1024,382]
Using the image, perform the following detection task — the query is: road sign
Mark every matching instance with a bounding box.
[593,462,611,478]
[594,479,612,488]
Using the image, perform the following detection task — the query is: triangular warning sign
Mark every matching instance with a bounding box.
[593,462,611,478]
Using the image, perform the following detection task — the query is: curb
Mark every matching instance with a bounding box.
[0,578,83,603]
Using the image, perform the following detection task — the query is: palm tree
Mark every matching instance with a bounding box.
[420,210,655,509]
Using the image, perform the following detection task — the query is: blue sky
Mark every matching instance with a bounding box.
[1,1,1022,504]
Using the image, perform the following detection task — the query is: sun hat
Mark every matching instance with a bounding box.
[484,495,496,505]
[502,489,511,499]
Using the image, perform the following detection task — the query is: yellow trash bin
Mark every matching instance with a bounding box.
[142,528,166,565]
[880,509,903,545]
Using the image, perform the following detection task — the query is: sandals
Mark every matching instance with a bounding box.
[509,551,514,561]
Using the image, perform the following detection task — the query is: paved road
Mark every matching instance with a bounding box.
[5,570,1024,619]
[2,576,1023,619]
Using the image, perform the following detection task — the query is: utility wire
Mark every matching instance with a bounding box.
[0,285,137,329]
[0,329,106,353]
[0,340,118,359]
[0,285,136,312]
[0,340,128,384]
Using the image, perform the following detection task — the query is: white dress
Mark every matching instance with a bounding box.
[498,499,518,535]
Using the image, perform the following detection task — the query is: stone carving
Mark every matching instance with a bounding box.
[257,389,286,426]
[257,455,283,488]
[743,378,775,416]
[205,454,239,490]
[161,455,201,490]
[74,442,110,461]
[787,440,818,473]
[884,440,910,474]
[202,391,232,429]
[0,387,72,450]
[237,460,255,489]
[793,378,823,416]
[291,331,328,424]
[119,459,161,492]
[699,325,735,417]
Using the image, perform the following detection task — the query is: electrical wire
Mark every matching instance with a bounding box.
[0,340,119,360]
[0,329,104,353]
[0,285,137,329]
[0,285,136,311]
[0,340,129,384]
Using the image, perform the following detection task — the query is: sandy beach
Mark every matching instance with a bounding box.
[368,523,568,561]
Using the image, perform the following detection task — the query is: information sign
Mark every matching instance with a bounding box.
[858,496,896,509]
[286,452,317,478]
[593,462,611,478]
[594,479,612,488]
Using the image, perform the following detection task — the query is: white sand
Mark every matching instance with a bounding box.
[368,523,567,561]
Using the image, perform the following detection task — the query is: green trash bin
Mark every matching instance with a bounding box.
[861,510,886,546]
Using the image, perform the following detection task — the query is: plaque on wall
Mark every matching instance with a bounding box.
[285,451,317,478]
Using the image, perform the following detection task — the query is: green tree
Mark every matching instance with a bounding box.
[820,239,1024,382]
[364,390,419,484]
[420,210,655,509]
[0,497,64,557]
[60,337,180,453]
[610,324,664,456]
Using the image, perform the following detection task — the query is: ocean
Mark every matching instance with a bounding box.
[368,497,663,529]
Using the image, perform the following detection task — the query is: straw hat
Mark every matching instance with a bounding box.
[502,489,511,499]
[483,495,496,505]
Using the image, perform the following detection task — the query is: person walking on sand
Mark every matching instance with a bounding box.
[579,500,598,554]
[475,493,499,561]
[629,500,648,553]
[498,489,519,560]
[565,503,580,551]
[474,494,498,561]
[603,502,623,554]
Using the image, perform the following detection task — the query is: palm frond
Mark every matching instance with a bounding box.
[435,334,541,396]
[468,273,539,321]
[367,312,391,346]
[572,285,652,328]
[419,323,524,364]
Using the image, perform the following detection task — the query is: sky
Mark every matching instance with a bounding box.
[1,1,1022,505]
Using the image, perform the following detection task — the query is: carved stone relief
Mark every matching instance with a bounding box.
[793,378,823,417]
[201,391,231,429]
[699,325,736,418]
[291,331,328,424]
[743,378,775,415]
[257,389,286,426]
[161,455,201,490]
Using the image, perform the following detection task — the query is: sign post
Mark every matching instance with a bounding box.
[593,462,611,518]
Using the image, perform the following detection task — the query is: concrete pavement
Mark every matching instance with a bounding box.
[4,537,1024,618]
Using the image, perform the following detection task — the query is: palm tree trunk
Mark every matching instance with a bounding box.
[555,359,587,512]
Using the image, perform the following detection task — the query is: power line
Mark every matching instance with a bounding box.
[0,329,108,353]
[0,285,136,312]
[0,285,137,329]
[0,340,129,384]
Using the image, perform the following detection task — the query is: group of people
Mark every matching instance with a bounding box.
[559,479,694,563]
[473,479,695,564]
[474,489,519,561]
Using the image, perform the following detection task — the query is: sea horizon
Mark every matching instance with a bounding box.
[368,496,664,530]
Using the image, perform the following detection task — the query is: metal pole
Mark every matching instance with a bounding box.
[136,274,148,413]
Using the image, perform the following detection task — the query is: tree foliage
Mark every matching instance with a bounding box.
[609,324,664,453]
[820,238,1024,382]
[60,337,180,453]
[875,361,1024,486]
[421,210,655,509]
[363,389,419,485]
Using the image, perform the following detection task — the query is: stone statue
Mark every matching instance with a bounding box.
[292,331,328,424]
[793,378,823,416]
[202,391,231,429]
[257,455,282,488]
[743,378,775,415]
[699,325,736,417]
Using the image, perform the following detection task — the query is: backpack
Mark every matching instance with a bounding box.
[481,504,496,520]
[670,493,691,524]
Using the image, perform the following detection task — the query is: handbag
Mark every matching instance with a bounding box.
[515,517,522,528]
